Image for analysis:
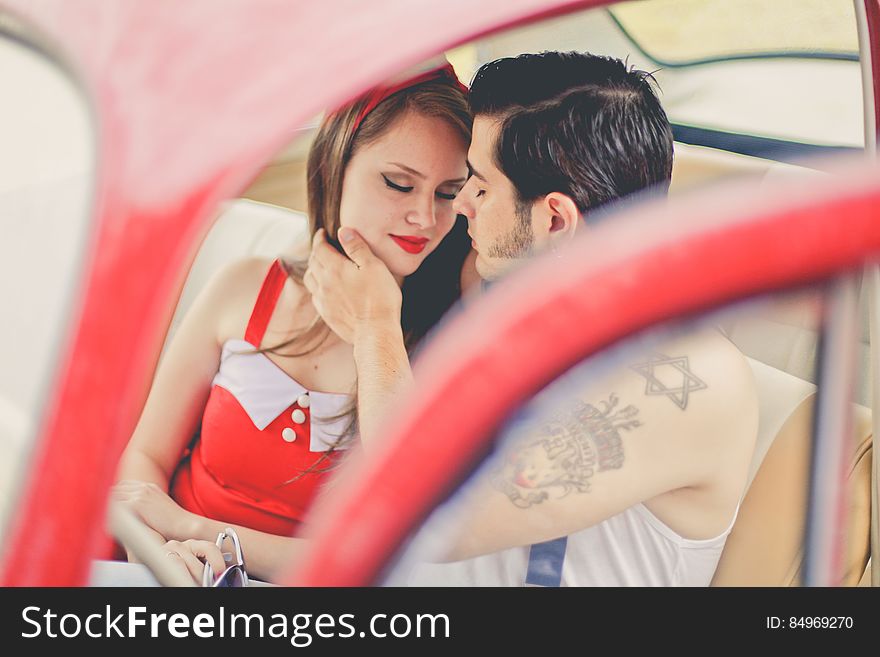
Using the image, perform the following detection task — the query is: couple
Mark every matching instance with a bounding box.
[114,51,758,586]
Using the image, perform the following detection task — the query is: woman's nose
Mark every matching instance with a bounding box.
[406,193,437,229]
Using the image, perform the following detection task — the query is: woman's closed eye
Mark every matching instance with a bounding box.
[383,174,413,193]
[385,174,460,201]
[435,189,459,201]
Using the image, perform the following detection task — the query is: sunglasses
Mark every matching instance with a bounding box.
[202,527,249,588]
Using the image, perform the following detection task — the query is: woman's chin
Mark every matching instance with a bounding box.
[381,254,426,279]
[389,262,420,279]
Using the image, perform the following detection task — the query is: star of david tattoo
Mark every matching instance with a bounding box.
[630,353,707,410]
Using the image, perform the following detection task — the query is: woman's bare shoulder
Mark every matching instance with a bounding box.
[207,257,277,295]
[203,257,286,341]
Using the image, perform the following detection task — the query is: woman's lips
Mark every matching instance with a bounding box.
[390,234,428,254]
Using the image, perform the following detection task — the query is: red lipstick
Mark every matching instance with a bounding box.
[390,234,428,254]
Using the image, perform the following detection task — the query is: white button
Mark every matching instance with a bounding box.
[297,393,311,409]
[291,409,307,424]
[281,427,297,443]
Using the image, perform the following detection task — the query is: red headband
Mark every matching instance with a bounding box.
[352,62,468,135]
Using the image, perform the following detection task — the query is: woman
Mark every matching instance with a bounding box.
[113,63,472,582]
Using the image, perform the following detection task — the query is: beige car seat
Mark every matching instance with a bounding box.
[711,380,873,586]
[669,145,874,586]
[710,173,874,586]
[164,199,309,347]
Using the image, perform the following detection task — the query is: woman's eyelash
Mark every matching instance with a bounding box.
[384,174,459,200]
[476,190,486,198]
[382,174,413,193]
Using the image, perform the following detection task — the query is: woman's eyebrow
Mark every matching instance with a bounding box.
[389,161,465,185]
[388,162,425,179]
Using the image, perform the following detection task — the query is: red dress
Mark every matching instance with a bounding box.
[171,260,352,536]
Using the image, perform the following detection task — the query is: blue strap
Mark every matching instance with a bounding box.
[525,537,567,587]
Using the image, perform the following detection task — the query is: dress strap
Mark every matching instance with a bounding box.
[244,259,288,347]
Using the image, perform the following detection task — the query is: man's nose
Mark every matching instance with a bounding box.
[453,188,474,221]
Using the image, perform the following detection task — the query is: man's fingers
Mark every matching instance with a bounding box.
[337,227,374,268]
[311,228,346,270]
[311,294,325,320]
[308,234,325,273]
[302,269,324,312]
[311,227,325,252]
[303,268,317,295]
[304,269,326,318]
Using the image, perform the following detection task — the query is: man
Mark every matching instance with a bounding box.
[305,52,758,586]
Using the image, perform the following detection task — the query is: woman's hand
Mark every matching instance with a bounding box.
[304,228,402,343]
[112,480,200,542]
[163,539,228,585]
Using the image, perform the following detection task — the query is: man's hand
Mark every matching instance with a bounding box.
[111,480,199,542]
[304,227,402,344]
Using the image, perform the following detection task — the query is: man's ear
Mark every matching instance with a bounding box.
[541,192,582,245]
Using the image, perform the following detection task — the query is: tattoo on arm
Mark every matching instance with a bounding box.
[490,394,639,509]
[630,353,706,410]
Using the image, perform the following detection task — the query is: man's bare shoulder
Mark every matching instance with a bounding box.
[670,328,757,429]
[446,328,760,557]
[615,328,756,419]
[613,328,759,475]
[570,327,758,484]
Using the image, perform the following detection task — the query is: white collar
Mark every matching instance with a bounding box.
[213,339,353,451]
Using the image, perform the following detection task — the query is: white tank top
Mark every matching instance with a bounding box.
[406,502,739,587]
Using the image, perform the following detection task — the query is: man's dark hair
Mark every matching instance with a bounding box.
[468,51,674,216]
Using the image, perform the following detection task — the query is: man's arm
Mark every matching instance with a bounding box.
[441,333,759,561]
[351,320,413,444]
[305,228,413,445]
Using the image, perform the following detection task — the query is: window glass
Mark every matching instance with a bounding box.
[610,0,858,65]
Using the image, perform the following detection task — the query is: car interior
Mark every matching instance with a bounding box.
[161,142,874,586]
[0,0,874,587]
[149,1,875,585]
